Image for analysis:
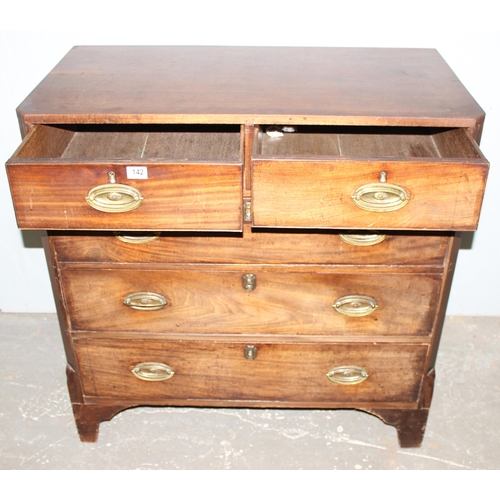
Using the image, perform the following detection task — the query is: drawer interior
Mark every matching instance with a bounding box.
[15,124,242,162]
[254,126,482,159]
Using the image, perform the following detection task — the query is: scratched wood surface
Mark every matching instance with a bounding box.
[74,337,428,403]
[6,47,489,446]
[51,227,450,266]
[252,159,488,231]
[60,266,442,336]
[17,46,484,135]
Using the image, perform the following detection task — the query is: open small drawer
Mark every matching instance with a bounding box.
[252,126,489,231]
[6,124,243,231]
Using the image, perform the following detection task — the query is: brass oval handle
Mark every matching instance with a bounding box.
[115,232,161,244]
[352,182,410,212]
[339,233,386,246]
[333,295,378,317]
[132,362,174,381]
[123,292,167,311]
[326,366,368,385]
[86,182,143,213]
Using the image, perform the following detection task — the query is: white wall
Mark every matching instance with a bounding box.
[1,4,499,314]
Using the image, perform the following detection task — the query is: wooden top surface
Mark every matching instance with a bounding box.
[17,46,484,128]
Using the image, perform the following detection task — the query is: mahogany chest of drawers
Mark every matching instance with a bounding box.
[6,46,489,447]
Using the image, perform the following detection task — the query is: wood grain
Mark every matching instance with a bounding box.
[7,161,242,230]
[17,47,484,133]
[258,126,481,158]
[62,127,241,161]
[74,337,429,403]
[252,159,488,231]
[51,227,450,266]
[7,46,489,446]
[7,124,243,230]
[13,124,74,158]
[60,267,442,336]
[368,409,430,448]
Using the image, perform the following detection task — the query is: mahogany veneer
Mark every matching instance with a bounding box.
[5,46,489,447]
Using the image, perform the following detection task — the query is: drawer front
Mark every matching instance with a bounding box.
[7,162,242,231]
[51,229,450,266]
[74,338,428,403]
[61,268,441,335]
[252,159,488,231]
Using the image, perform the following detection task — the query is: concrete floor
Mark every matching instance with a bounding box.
[1,313,499,470]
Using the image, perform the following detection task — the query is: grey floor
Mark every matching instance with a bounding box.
[1,313,499,470]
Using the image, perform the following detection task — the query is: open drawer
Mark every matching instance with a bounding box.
[252,126,489,231]
[6,124,243,231]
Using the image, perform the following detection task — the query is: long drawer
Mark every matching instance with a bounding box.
[60,267,442,336]
[51,228,450,266]
[252,127,489,231]
[74,337,429,403]
[6,124,243,231]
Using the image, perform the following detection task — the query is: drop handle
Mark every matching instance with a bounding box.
[339,233,386,246]
[123,292,168,311]
[352,171,409,213]
[132,362,175,381]
[115,232,161,244]
[326,366,369,385]
[86,171,144,213]
[333,295,378,317]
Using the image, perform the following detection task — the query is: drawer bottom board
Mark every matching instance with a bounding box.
[74,338,429,404]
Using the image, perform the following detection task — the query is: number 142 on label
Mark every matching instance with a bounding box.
[126,166,148,179]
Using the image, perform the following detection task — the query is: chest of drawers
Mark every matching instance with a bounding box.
[5,46,489,447]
